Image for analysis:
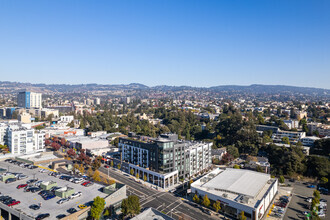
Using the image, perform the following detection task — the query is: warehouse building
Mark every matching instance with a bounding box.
[191,168,278,220]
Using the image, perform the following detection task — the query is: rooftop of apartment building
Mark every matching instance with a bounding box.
[122,133,211,150]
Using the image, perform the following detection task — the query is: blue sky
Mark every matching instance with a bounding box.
[0,0,329,88]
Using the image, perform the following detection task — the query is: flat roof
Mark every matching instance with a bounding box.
[202,169,270,198]
[131,208,174,220]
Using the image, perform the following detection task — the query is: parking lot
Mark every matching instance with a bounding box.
[284,181,329,219]
[0,160,107,219]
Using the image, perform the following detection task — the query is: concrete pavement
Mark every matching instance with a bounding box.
[98,166,219,220]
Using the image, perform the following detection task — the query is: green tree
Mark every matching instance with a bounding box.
[213,200,221,213]
[92,157,101,170]
[233,164,240,169]
[117,163,121,170]
[320,177,328,185]
[313,190,320,200]
[110,160,114,168]
[238,211,247,220]
[87,167,94,177]
[144,174,147,182]
[130,168,134,176]
[193,194,200,204]
[279,175,285,184]
[93,170,101,182]
[282,136,290,144]
[103,208,110,217]
[121,195,141,217]
[136,173,139,179]
[202,194,210,207]
[227,145,239,158]
[73,163,79,173]
[79,164,85,174]
[90,196,105,220]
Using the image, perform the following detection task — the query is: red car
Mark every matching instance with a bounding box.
[8,200,20,206]
[82,181,92,186]
[17,184,28,189]
[104,165,109,168]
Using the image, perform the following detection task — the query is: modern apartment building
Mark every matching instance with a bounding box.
[308,123,330,137]
[119,133,212,188]
[0,122,45,155]
[271,130,306,144]
[17,91,42,108]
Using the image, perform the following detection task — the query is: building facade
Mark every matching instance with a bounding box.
[0,122,45,155]
[191,168,278,220]
[17,91,42,108]
[119,133,212,188]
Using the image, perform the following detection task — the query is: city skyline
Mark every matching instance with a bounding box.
[0,0,329,89]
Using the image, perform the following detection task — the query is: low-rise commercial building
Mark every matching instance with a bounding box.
[191,168,278,220]
[131,207,174,220]
[65,136,109,151]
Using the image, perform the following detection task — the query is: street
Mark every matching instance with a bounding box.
[99,166,219,220]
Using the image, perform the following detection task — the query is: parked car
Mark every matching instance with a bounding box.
[50,186,62,192]
[35,213,50,220]
[69,192,82,199]
[57,198,70,204]
[44,194,56,200]
[7,200,20,206]
[0,196,11,202]
[306,197,313,203]
[72,178,84,184]
[39,169,47,173]
[78,204,87,209]
[82,181,91,186]
[4,199,16,205]
[25,187,41,193]
[17,174,28,180]
[28,165,38,169]
[27,179,38,184]
[17,184,28,189]
[5,178,17,184]
[56,214,66,219]
[29,204,41,210]
[67,208,77,214]
[34,180,43,187]
[307,185,316,188]
[82,181,93,187]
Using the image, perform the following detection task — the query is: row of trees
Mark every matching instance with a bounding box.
[192,193,247,219]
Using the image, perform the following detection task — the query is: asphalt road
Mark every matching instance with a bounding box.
[284,181,329,220]
[99,166,220,220]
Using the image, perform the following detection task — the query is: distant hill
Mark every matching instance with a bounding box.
[0,81,328,98]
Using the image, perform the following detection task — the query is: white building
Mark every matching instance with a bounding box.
[95,98,101,105]
[272,130,306,143]
[65,136,109,151]
[191,168,278,220]
[60,115,74,123]
[17,91,42,108]
[283,120,299,130]
[301,136,320,146]
[4,122,45,155]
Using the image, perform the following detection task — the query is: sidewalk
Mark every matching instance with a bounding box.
[265,185,293,220]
